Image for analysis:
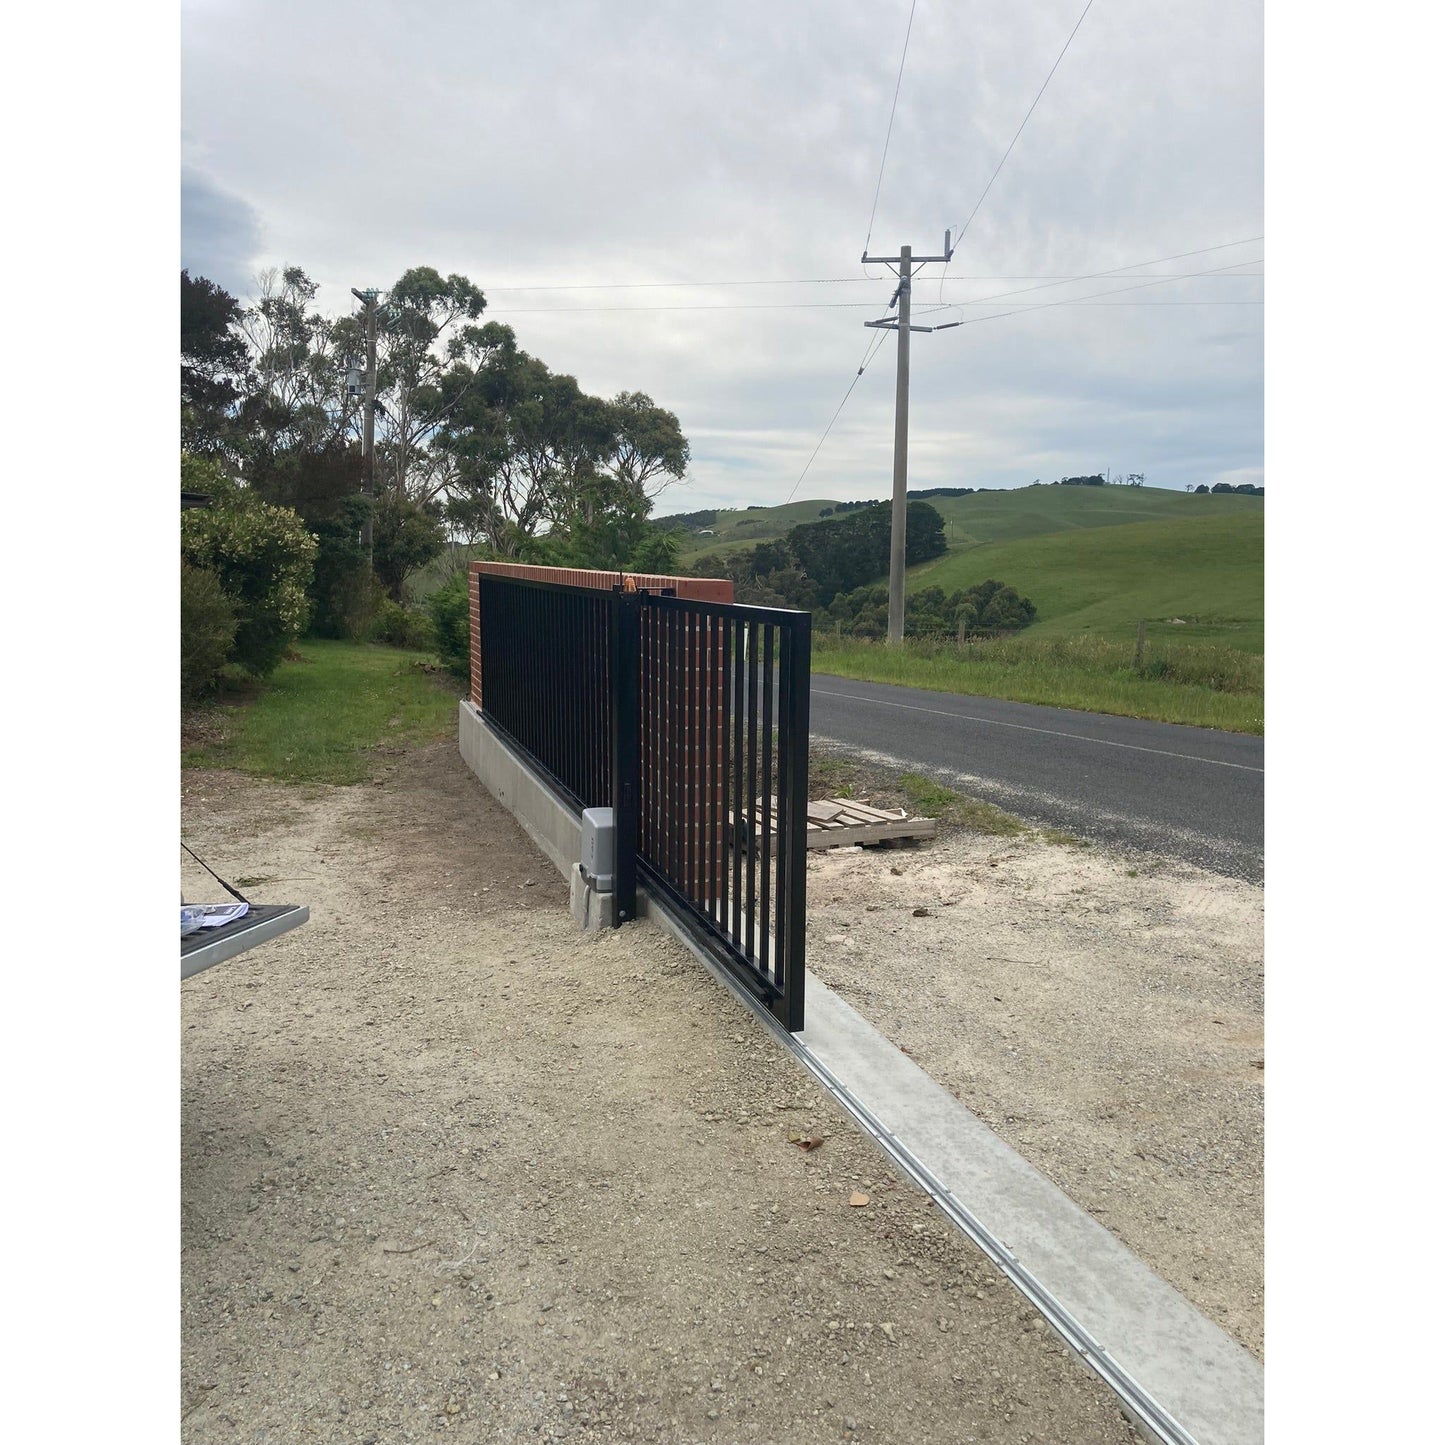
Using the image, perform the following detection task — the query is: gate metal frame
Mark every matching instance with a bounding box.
[475,572,811,1030]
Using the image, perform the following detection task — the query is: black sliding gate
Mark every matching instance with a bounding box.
[476,572,811,1031]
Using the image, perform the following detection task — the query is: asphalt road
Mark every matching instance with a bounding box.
[809,675,1264,882]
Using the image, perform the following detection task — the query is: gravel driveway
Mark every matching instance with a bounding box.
[807,811,1264,1356]
[181,742,1141,1444]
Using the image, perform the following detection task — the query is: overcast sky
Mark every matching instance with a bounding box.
[181,0,1262,510]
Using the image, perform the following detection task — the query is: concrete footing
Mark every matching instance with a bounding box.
[569,863,615,931]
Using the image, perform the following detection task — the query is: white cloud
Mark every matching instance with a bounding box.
[181,0,1263,503]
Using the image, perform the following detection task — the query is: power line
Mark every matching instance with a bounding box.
[916,237,1264,315]
[487,301,907,314]
[863,0,920,258]
[784,332,892,505]
[481,271,1261,292]
[486,296,1260,316]
[928,257,1266,330]
[938,0,1097,297]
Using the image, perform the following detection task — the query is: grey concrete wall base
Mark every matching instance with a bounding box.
[569,864,615,931]
[459,702,580,881]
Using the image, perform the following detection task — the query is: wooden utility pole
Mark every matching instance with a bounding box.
[862,234,960,644]
[351,287,379,567]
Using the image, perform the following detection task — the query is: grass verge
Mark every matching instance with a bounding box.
[812,633,1263,734]
[182,639,462,784]
[810,746,1027,839]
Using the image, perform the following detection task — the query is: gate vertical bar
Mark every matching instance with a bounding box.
[610,588,640,925]
[759,625,774,980]
[781,611,811,1030]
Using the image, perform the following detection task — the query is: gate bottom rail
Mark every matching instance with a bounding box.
[637,859,794,1024]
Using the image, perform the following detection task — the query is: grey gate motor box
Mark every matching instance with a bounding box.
[580,807,616,892]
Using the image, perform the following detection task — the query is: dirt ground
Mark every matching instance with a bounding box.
[806,817,1263,1358]
[181,742,1142,1444]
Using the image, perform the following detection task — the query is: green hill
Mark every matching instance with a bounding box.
[913,509,1263,652]
[669,485,1263,652]
[672,499,845,563]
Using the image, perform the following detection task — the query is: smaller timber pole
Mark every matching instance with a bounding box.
[351,287,379,568]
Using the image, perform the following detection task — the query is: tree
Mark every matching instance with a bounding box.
[372,267,491,505]
[606,391,690,501]
[371,493,446,601]
[181,271,249,456]
[192,260,692,596]
[434,343,692,565]
[306,494,375,639]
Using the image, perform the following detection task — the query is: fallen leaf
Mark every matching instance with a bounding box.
[792,1135,824,1152]
[849,1191,870,1207]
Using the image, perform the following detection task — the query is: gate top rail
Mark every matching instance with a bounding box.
[639,591,814,624]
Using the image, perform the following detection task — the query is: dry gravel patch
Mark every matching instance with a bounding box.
[807,828,1263,1357]
[182,742,1141,1445]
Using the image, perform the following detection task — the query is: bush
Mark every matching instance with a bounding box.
[307,495,380,639]
[373,492,446,601]
[181,456,318,677]
[427,571,471,682]
[825,576,1037,638]
[370,597,435,651]
[180,561,237,703]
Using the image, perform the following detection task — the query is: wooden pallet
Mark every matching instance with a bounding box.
[731,797,938,850]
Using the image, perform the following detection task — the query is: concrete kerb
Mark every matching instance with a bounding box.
[457,700,1263,1445]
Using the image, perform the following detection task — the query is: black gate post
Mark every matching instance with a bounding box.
[609,587,641,925]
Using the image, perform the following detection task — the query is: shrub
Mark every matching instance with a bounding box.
[825,576,1037,637]
[373,492,446,601]
[180,561,237,703]
[370,597,435,651]
[180,455,318,677]
[427,571,471,682]
[308,495,380,640]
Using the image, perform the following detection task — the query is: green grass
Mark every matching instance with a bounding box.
[896,772,1025,836]
[812,633,1263,734]
[912,508,1263,652]
[182,640,462,784]
[917,484,1261,547]
[809,745,1031,837]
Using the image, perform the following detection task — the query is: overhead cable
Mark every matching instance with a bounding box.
[784,332,892,506]
[863,0,920,260]
[482,271,1261,292]
[927,257,1266,330]
[917,236,1264,316]
[938,0,1097,297]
